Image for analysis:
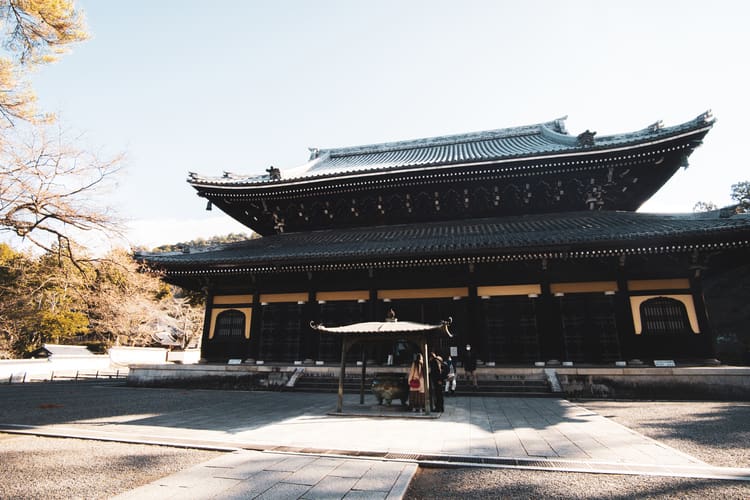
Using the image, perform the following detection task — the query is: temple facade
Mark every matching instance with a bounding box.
[140,111,750,366]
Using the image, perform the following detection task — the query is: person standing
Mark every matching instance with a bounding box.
[444,355,457,395]
[408,353,426,412]
[428,351,445,412]
[463,344,478,390]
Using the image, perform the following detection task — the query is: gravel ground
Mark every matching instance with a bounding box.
[405,467,750,499]
[580,400,750,468]
[0,433,221,500]
[405,400,750,499]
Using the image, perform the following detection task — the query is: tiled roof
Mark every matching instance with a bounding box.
[38,344,97,357]
[139,210,750,272]
[189,112,714,187]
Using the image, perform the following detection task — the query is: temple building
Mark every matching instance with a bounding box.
[139,111,750,366]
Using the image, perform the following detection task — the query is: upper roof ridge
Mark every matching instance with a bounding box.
[313,118,566,159]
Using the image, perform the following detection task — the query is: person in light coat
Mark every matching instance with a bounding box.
[408,353,426,412]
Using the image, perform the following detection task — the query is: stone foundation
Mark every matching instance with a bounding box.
[127,363,750,400]
[555,366,750,400]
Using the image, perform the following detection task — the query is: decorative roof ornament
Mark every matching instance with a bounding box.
[272,212,285,233]
[553,116,568,134]
[266,166,281,181]
[697,109,714,124]
[308,147,320,160]
[680,153,690,169]
[648,120,664,132]
[576,129,597,147]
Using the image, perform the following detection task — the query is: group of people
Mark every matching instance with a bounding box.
[407,344,478,413]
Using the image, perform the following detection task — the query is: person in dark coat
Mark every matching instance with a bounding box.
[428,351,445,412]
[463,344,478,389]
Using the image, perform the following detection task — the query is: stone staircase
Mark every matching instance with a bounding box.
[293,373,372,394]
[451,372,554,397]
[293,370,556,397]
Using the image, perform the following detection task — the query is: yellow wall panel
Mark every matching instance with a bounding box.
[628,279,690,291]
[316,290,369,302]
[213,294,253,305]
[377,287,469,300]
[259,292,308,304]
[550,281,618,294]
[477,284,541,297]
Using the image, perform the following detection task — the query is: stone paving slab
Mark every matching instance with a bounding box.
[2,382,750,499]
[111,451,416,500]
[0,387,717,465]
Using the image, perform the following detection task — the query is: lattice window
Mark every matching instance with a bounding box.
[259,303,302,362]
[560,294,620,363]
[640,297,692,336]
[560,296,586,362]
[483,296,539,363]
[214,310,245,338]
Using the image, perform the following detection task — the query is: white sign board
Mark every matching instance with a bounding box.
[653,359,676,367]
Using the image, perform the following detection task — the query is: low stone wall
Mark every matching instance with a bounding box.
[1,356,114,382]
[109,346,169,366]
[127,363,298,390]
[555,367,750,400]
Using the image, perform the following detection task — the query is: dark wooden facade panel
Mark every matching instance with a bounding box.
[197,253,717,364]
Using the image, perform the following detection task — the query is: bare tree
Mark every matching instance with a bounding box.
[0,124,123,268]
[84,250,204,349]
[693,200,718,213]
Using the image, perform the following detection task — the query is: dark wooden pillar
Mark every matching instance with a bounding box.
[538,267,563,362]
[247,291,261,360]
[423,337,430,415]
[200,292,214,361]
[467,263,480,360]
[302,290,317,361]
[360,349,367,404]
[614,257,635,360]
[338,338,350,413]
[690,271,716,359]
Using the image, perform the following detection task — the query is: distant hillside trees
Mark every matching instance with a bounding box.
[730,181,750,204]
[148,232,254,253]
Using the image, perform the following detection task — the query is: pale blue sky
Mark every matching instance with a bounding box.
[30,1,750,249]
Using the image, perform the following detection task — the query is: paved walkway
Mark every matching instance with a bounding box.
[1,382,749,499]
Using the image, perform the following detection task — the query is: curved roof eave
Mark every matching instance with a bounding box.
[137,210,750,274]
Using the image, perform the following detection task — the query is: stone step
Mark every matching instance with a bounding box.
[294,375,553,396]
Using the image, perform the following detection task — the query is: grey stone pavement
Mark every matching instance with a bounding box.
[1,382,749,499]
